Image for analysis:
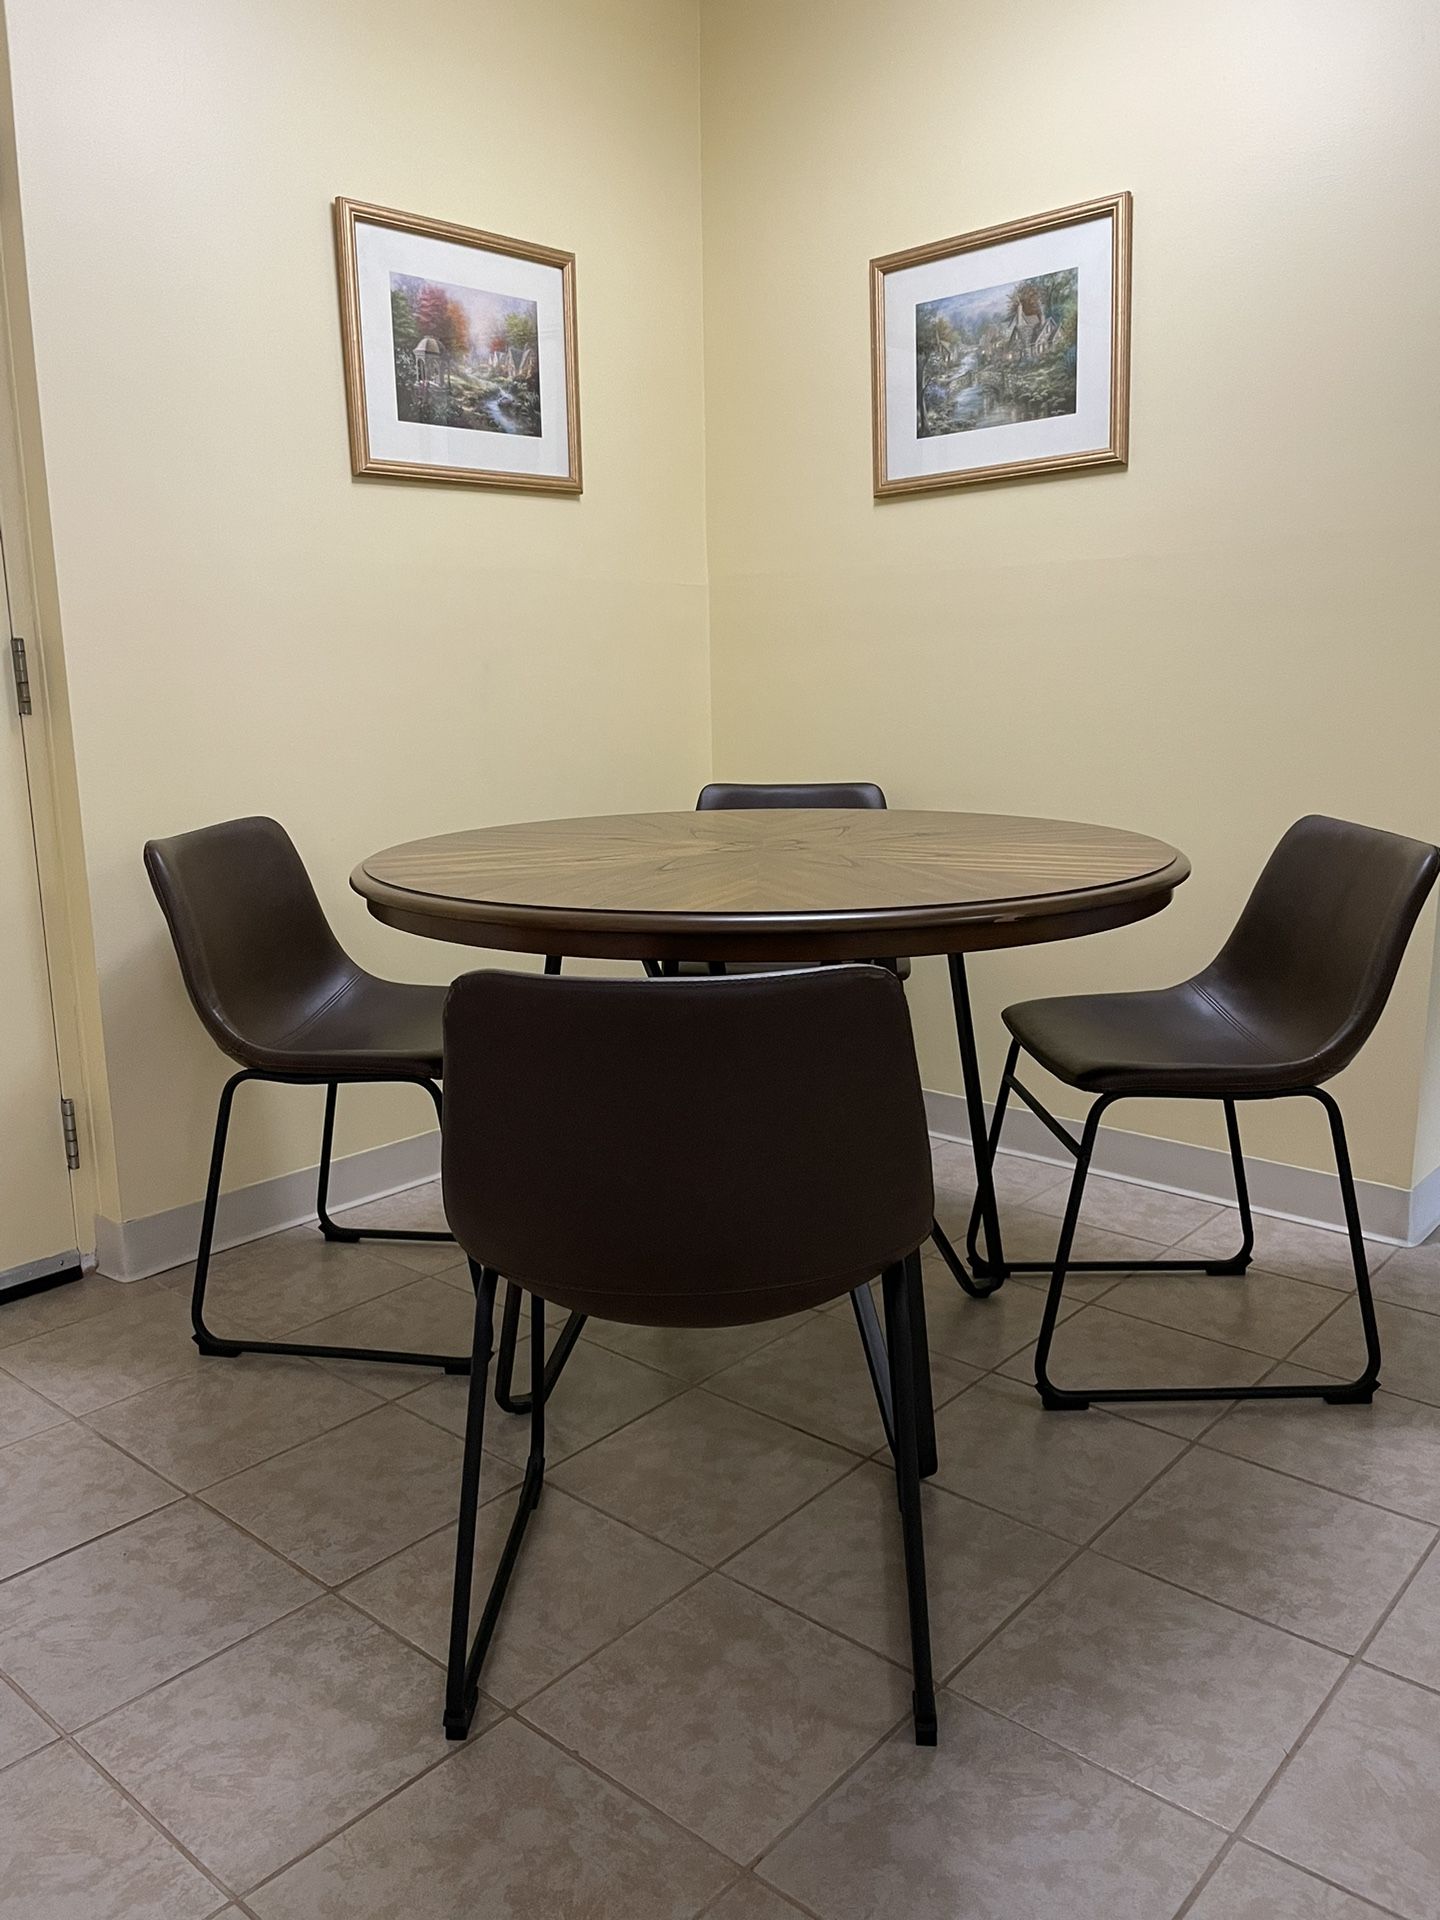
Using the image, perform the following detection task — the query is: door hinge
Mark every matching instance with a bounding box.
[60,1097,80,1171]
[10,636,31,717]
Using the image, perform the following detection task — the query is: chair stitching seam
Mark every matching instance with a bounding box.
[1190,979,1283,1058]
[273,973,363,1049]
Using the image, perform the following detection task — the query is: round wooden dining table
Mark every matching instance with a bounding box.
[353,807,1189,1297]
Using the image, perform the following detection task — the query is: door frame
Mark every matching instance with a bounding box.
[0,55,106,1265]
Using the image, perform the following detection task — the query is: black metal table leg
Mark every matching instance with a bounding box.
[929,954,1007,1297]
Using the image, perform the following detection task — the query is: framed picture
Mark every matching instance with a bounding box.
[333,197,581,493]
[870,191,1130,496]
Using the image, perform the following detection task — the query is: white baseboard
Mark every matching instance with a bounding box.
[923,1087,1440,1248]
[94,1128,442,1282]
[1406,1159,1440,1247]
[91,1095,1440,1284]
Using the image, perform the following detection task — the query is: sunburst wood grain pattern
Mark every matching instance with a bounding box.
[353,810,1188,961]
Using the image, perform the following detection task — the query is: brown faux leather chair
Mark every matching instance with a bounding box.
[144,816,466,1373]
[497,777,914,1414]
[698,780,888,811]
[440,965,939,1745]
[986,815,1440,1411]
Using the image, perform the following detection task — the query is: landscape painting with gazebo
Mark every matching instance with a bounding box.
[389,272,541,437]
[915,267,1078,438]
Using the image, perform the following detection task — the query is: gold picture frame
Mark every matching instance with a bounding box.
[870,191,1131,497]
[334,197,581,494]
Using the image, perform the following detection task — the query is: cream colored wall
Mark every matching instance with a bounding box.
[700,0,1440,1191]
[6,0,1438,1241]
[3,0,711,1226]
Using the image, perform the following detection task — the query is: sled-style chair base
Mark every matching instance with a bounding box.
[190,1069,467,1372]
[989,815,1439,1410]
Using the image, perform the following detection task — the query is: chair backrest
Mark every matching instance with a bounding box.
[442,967,933,1326]
[144,816,358,1067]
[1201,815,1440,1084]
[697,781,888,811]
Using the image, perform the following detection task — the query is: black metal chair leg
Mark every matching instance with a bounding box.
[446,1270,546,1739]
[445,1264,498,1738]
[1313,1089,1382,1404]
[315,1081,348,1240]
[494,1280,523,1411]
[526,1287,547,1497]
[1207,1097,1255,1276]
[316,1078,454,1246]
[1033,1100,1109,1411]
[883,1253,937,1745]
[189,1073,467,1374]
[190,1070,251,1358]
[493,1280,587,1415]
[909,1268,938,1479]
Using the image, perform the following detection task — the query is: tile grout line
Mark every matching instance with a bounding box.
[1170,1833,1410,1920]
[693,1865,829,1920]
[55,1733,241,1907]
[516,1682,916,1877]
[231,1733,478,1904]
[61,1580,338,1742]
[507,1711,780,1877]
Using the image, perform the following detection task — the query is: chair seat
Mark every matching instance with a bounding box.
[1003,981,1297,1096]
[247,976,445,1078]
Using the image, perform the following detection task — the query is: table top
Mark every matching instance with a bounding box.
[353,810,1189,962]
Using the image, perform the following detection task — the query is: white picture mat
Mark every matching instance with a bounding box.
[355,221,571,476]
[883,215,1114,480]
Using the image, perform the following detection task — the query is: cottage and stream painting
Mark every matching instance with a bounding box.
[335,198,582,493]
[871,192,1131,496]
[915,268,1078,437]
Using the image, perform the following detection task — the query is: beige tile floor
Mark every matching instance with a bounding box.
[1,1147,1439,1917]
